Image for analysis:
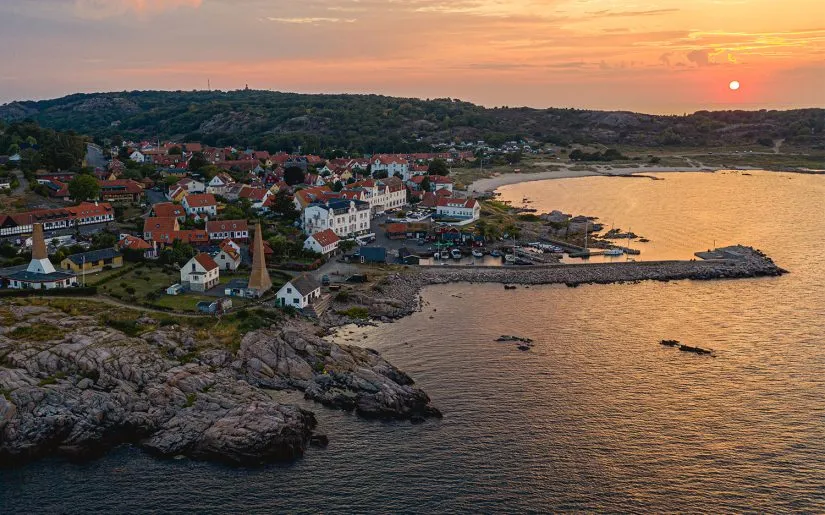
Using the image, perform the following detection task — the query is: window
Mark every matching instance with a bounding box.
[287,287,292,293]
[293,298,299,304]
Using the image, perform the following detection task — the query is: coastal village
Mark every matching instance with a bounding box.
[0,137,612,317]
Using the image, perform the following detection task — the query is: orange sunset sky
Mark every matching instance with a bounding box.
[0,0,823,113]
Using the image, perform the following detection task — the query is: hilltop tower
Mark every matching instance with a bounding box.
[247,223,272,295]
[26,223,56,275]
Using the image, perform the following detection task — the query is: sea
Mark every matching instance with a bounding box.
[2,170,824,513]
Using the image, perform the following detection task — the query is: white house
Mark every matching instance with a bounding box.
[214,240,242,271]
[181,193,218,218]
[304,229,340,256]
[430,175,454,193]
[180,253,220,292]
[207,174,233,195]
[436,197,481,221]
[177,177,206,194]
[0,178,11,190]
[206,219,249,242]
[346,177,407,215]
[302,199,371,238]
[129,151,145,163]
[275,275,321,309]
[371,155,410,180]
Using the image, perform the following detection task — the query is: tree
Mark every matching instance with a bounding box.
[272,190,299,220]
[332,180,344,192]
[7,143,19,155]
[168,146,182,155]
[372,169,389,179]
[68,174,100,203]
[188,152,208,171]
[428,158,449,176]
[284,166,305,186]
[420,176,432,193]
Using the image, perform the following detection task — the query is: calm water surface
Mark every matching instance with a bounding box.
[2,171,824,513]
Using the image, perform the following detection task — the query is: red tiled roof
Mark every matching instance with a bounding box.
[144,217,179,237]
[238,187,268,201]
[206,219,249,233]
[193,253,219,271]
[436,197,478,209]
[153,202,186,218]
[184,193,217,208]
[311,228,340,247]
[118,234,152,250]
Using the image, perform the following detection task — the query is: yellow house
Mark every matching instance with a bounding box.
[339,170,353,181]
[169,186,188,203]
[61,249,124,274]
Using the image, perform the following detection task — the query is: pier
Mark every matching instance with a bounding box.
[417,246,785,288]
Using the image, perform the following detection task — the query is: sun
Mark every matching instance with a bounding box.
[729,80,741,91]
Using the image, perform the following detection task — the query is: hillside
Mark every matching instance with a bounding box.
[1,90,822,154]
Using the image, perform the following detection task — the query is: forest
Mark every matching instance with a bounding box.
[1,90,822,155]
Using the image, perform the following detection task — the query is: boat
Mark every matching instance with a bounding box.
[433,251,440,258]
[604,248,624,256]
[472,249,484,258]
[490,250,502,258]
[505,253,516,263]
[451,248,463,259]
[440,250,450,260]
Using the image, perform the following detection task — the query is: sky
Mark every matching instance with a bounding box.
[0,0,823,113]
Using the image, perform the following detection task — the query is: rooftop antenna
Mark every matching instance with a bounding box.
[208,79,211,92]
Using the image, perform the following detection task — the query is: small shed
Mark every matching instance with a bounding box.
[358,247,387,264]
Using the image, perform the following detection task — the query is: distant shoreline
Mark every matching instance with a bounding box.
[467,165,824,194]
[467,166,718,194]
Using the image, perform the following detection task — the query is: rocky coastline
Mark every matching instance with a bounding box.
[0,307,439,467]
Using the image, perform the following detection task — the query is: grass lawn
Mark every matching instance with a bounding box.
[98,265,178,301]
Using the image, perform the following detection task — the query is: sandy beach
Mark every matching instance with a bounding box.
[467,164,718,194]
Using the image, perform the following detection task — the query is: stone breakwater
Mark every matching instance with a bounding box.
[356,246,786,321]
[0,308,439,467]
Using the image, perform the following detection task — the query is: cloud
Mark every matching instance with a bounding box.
[686,49,712,66]
[264,17,357,25]
[73,0,202,19]
[587,8,679,18]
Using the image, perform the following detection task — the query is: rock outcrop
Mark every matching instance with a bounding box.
[237,322,441,420]
[0,305,439,467]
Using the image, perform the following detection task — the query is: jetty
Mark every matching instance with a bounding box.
[418,245,785,288]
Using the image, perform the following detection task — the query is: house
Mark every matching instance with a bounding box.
[129,151,145,163]
[214,239,242,271]
[371,155,411,180]
[182,193,217,218]
[345,177,406,215]
[293,185,332,211]
[60,248,124,274]
[180,253,220,292]
[0,177,11,190]
[238,187,271,210]
[117,234,157,259]
[429,175,454,193]
[207,173,234,195]
[0,202,114,237]
[206,219,249,242]
[302,198,371,238]
[152,202,187,221]
[98,179,144,204]
[304,229,340,256]
[143,217,180,243]
[436,197,481,222]
[176,177,206,194]
[275,274,321,309]
[166,283,184,296]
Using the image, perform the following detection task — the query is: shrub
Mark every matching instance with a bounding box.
[337,307,369,319]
